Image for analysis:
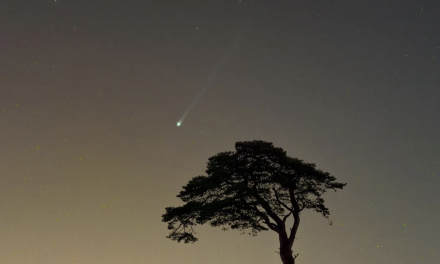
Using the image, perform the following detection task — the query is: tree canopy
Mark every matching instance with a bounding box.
[162,140,347,264]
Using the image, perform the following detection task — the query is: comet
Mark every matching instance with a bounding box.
[176,49,236,127]
[176,17,250,127]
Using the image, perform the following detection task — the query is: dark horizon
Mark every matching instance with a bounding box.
[1,0,439,263]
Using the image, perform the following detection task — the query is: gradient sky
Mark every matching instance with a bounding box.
[1,0,439,263]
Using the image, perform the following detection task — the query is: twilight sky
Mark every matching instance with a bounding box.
[1,0,439,263]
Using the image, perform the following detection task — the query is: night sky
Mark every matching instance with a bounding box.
[1,0,439,263]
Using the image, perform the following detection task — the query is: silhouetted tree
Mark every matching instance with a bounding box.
[162,140,347,264]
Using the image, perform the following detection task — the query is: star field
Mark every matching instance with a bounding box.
[0,0,439,264]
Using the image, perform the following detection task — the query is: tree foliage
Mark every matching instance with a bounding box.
[162,140,347,249]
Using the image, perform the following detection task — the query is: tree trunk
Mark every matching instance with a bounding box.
[279,235,296,264]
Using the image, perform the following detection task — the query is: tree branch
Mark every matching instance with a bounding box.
[253,194,285,228]
[250,205,280,233]
[272,187,294,214]
[250,181,285,228]
[288,188,301,248]
[282,211,292,223]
